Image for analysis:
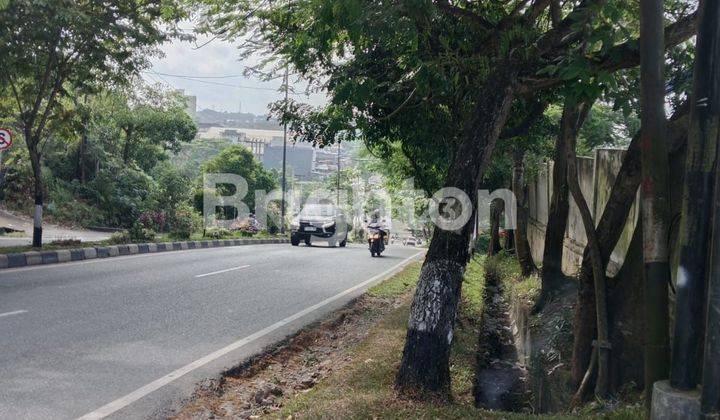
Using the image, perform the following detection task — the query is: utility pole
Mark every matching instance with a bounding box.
[671,0,719,393]
[280,66,289,234]
[639,0,670,406]
[697,1,720,417]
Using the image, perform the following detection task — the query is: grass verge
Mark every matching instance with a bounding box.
[274,251,644,420]
[275,255,490,419]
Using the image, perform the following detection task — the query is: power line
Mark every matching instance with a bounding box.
[151,71,245,79]
[143,71,313,97]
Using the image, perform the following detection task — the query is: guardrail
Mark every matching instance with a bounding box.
[0,237,289,269]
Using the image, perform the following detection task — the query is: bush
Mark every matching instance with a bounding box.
[108,231,131,244]
[128,223,156,242]
[139,210,167,232]
[169,204,202,239]
[205,227,231,239]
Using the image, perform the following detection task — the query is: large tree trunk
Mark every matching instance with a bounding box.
[512,148,536,276]
[672,0,719,391]
[27,133,44,248]
[395,68,516,396]
[488,198,503,256]
[570,108,689,387]
[640,0,671,404]
[540,123,572,296]
[537,106,572,309]
[76,113,89,183]
[562,101,610,398]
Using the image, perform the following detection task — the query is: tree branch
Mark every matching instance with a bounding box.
[500,100,549,139]
[524,0,553,25]
[519,9,699,94]
[434,0,494,29]
[4,73,26,117]
[535,0,609,56]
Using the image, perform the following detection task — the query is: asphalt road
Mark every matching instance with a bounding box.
[0,243,423,419]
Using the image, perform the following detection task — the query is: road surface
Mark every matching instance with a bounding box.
[0,209,111,247]
[0,243,422,419]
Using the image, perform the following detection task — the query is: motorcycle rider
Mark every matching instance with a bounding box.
[366,210,387,255]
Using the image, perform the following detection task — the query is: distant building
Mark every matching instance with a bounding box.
[173,89,197,119]
[262,138,315,180]
[185,95,197,119]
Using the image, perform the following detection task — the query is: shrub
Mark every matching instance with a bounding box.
[128,223,156,242]
[138,210,167,232]
[205,227,231,239]
[169,204,202,239]
[108,231,131,244]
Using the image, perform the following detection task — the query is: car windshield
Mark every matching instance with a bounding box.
[299,205,335,217]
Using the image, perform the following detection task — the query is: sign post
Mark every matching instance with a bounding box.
[0,128,12,151]
[0,128,12,178]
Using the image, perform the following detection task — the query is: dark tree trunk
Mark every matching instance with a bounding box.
[672,0,720,391]
[122,126,133,164]
[570,108,689,387]
[489,198,503,256]
[27,131,44,248]
[538,106,572,309]
[512,148,536,276]
[76,113,89,183]
[640,0,671,404]
[396,68,517,396]
[504,228,515,252]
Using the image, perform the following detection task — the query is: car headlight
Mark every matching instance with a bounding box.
[322,219,335,229]
[290,218,299,229]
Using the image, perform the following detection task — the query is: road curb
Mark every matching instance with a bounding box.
[0,237,289,270]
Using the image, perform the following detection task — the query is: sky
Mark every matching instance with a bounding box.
[144,30,327,115]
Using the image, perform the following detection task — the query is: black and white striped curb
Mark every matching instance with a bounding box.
[0,237,289,269]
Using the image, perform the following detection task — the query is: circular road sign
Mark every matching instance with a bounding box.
[0,129,12,151]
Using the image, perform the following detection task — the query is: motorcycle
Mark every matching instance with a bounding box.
[367,222,387,257]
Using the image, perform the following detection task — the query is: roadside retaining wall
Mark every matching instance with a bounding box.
[0,237,289,269]
[526,148,640,276]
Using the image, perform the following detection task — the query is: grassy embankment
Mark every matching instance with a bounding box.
[273,251,643,419]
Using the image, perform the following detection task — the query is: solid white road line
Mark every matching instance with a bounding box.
[77,250,424,420]
[0,310,27,318]
[194,265,251,278]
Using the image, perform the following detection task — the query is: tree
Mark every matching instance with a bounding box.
[560,100,611,399]
[0,0,185,246]
[199,0,699,396]
[200,145,278,213]
[116,91,197,172]
[569,105,689,389]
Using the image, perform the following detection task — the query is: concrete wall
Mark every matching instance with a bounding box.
[527,148,639,276]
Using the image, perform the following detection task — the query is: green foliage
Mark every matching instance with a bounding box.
[200,144,278,212]
[107,231,131,245]
[204,227,232,239]
[171,137,233,179]
[128,223,156,242]
[87,165,155,227]
[45,180,103,227]
[169,203,202,240]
